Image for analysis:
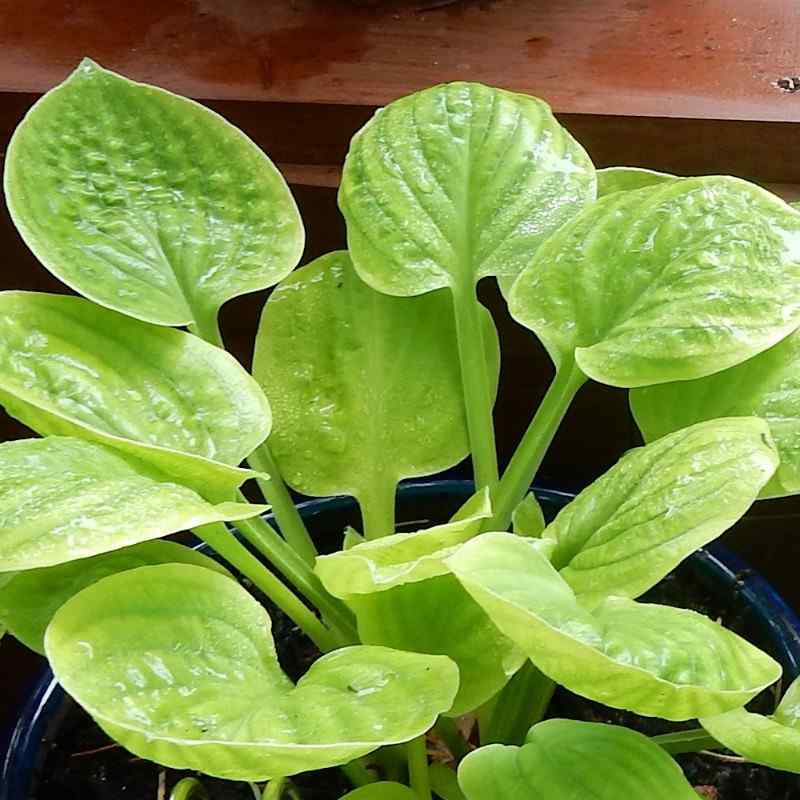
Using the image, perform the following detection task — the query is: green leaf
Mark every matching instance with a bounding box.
[0,541,230,654]
[4,59,303,332]
[341,783,418,800]
[0,437,264,571]
[314,488,491,596]
[631,329,800,498]
[338,82,595,297]
[0,292,270,499]
[446,533,780,720]
[253,251,499,527]
[509,177,800,386]
[543,417,777,604]
[45,563,459,780]
[350,577,525,717]
[316,489,523,715]
[458,719,698,799]
[700,676,800,773]
[597,166,677,197]
[511,493,545,537]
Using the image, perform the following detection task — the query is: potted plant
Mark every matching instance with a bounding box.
[2,59,800,799]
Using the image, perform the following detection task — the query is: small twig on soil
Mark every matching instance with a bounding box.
[157,770,167,800]
[699,750,749,764]
[70,742,122,758]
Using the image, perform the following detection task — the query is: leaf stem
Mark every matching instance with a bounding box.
[487,359,586,531]
[480,663,554,745]
[188,306,225,349]
[407,735,432,800]
[169,778,209,800]
[249,444,318,564]
[232,512,359,644]
[452,283,499,490]
[194,522,337,652]
[428,763,466,800]
[340,758,378,788]
[651,728,723,755]
[360,480,397,540]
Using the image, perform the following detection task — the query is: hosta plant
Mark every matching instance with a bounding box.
[2,60,800,799]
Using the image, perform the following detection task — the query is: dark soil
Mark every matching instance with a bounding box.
[548,561,800,799]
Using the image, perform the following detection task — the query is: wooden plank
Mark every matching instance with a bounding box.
[2,0,800,123]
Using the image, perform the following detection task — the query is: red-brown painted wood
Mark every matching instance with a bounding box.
[2,0,800,122]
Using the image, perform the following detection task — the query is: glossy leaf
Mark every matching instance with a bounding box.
[458,719,698,799]
[316,489,523,715]
[632,330,800,498]
[4,59,303,331]
[338,82,595,297]
[46,564,459,780]
[341,784,419,800]
[700,676,800,773]
[314,488,492,596]
[544,417,777,604]
[509,177,800,386]
[511,493,545,537]
[0,437,264,571]
[447,533,780,720]
[597,166,677,197]
[0,292,269,498]
[253,251,499,517]
[350,576,525,717]
[0,541,230,654]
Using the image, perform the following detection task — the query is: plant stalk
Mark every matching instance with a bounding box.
[340,758,377,788]
[360,480,398,540]
[407,735,432,800]
[452,282,499,491]
[249,444,318,565]
[194,522,337,652]
[651,728,723,755]
[480,663,555,746]
[428,763,467,800]
[232,512,359,644]
[169,778,209,800]
[487,359,586,531]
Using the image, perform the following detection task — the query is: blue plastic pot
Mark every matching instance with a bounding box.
[4,480,800,798]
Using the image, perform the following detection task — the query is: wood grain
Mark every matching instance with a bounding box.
[2,0,800,122]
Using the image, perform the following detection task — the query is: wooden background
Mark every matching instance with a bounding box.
[3,0,800,736]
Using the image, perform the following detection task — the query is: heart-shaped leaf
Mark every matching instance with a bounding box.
[447,533,780,720]
[0,541,230,654]
[338,82,595,297]
[509,177,800,386]
[0,437,264,571]
[45,563,459,780]
[597,166,677,197]
[0,292,270,499]
[544,417,777,604]
[632,330,800,498]
[700,676,800,773]
[4,59,303,332]
[315,491,524,715]
[253,251,499,535]
[458,719,698,799]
